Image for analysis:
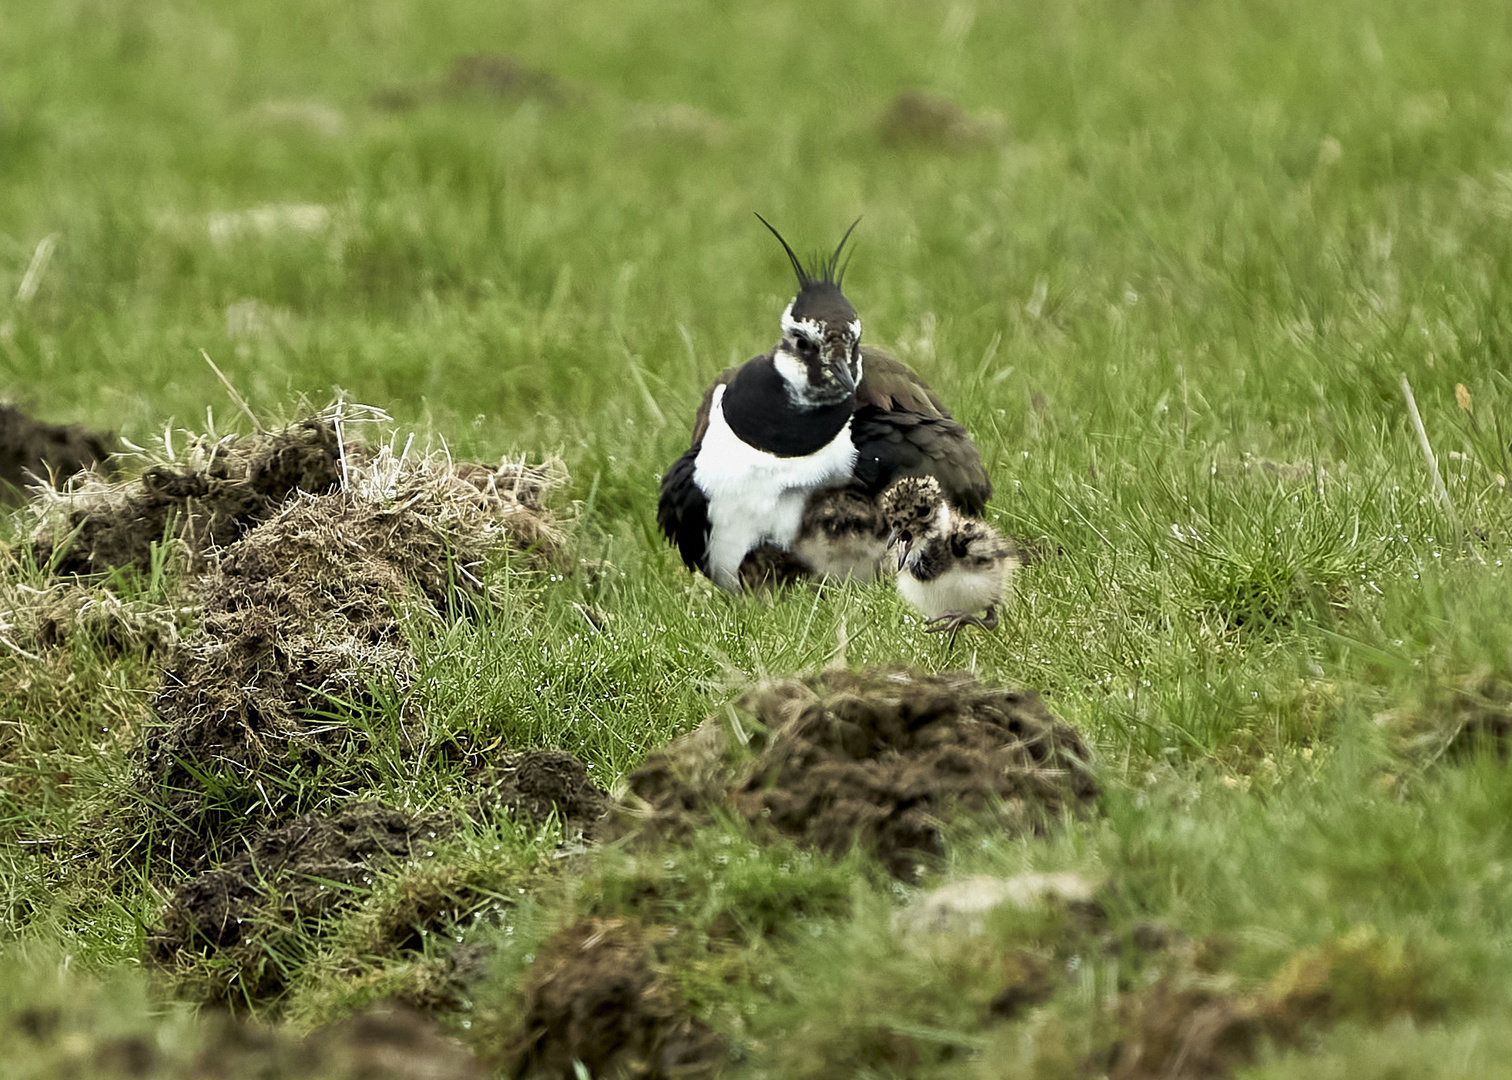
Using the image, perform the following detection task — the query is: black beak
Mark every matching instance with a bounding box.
[888,530,911,569]
[831,357,856,395]
[824,342,857,395]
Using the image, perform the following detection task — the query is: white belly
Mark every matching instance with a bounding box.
[898,563,1007,618]
[693,386,858,591]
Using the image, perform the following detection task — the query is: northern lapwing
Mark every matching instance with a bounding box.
[879,475,1016,638]
[658,218,991,592]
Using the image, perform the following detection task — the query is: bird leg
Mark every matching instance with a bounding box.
[923,605,998,641]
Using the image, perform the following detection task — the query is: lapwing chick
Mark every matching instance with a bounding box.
[737,541,813,592]
[658,217,991,592]
[736,486,887,591]
[791,483,890,582]
[879,475,1016,639]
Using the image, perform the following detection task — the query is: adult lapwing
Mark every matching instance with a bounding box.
[879,475,1016,638]
[657,217,991,592]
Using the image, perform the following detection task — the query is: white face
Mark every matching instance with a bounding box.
[772,349,812,397]
[774,302,862,406]
[929,500,951,535]
[902,502,950,557]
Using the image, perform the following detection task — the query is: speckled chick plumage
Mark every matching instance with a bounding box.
[879,476,1016,638]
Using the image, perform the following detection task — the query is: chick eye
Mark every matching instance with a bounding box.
[796,337,817,356]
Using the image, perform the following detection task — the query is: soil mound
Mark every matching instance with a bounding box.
[878,91,1007,149]
[625,667,1098,878]
[147,802,443,1000]
[192,1003,486,1080]
[30,418,343,576]
[372,52,576,111]
[145,492,459,797]
[1101,925,1456,1079]
[475,750,611,835]
[0,403,116,502]
[1106,977,1267,1080]
[12,998,483,1080]
[505,916,724,1080]
[142,454,566,846]
[0,581,183,657]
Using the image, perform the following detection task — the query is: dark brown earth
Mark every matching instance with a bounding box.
[878,90,1006,149]
[0,403,116,502]
[625,667,1098,879]
[1445,674,1512,759]
[145,745,607,1005]
[30,418,342,576]
[372,52,575,111]
[1101,926,1456,1079]
[142,491,461,831]
[141,459,564,853]
[193,1003,485,1080]
[505,916,724,1080]
[10,999,483,1079]
[474,749,611,835]
[146,802,444,1001]
[987,949,1061,1021]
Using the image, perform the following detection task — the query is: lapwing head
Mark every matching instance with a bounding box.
[879,475,948,568]
[757,215,863,408]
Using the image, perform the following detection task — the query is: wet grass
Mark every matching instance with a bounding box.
[5,0,1512,1074]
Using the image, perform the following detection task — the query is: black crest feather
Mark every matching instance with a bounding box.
[756,215,862,289]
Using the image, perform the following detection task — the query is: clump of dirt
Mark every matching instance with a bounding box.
[1102,925,1457,1079]
[446,53,574,103]
[474,750,611,836]
[504,916,724,1080]
[623,667,1098,879]
[0,403,116,502]
[141,453,566,848]
[147,802,445,1002]
[878,91,1008,149]
[1106,977,1266,1080]
[24,584,184,655]
[192,1003,486,1080]
[144,492,453,808]
[440,458,568,568]
[1445,675,1512,756]
[988,949,1061,1021]
[372,52,576,111]
[1373,674,1512,795]
[10,997,483,1080]
[29,418,343,577]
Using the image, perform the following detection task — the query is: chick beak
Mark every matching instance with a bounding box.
[887,530,911,569]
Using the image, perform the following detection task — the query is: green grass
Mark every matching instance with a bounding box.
[5,0,1512,1074]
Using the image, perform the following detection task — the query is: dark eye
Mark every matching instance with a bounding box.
[796,337,817,356]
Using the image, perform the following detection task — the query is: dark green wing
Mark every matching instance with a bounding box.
[851,347,992,515]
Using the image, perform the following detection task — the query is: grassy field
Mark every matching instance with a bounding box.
[5,0,1512,1075]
